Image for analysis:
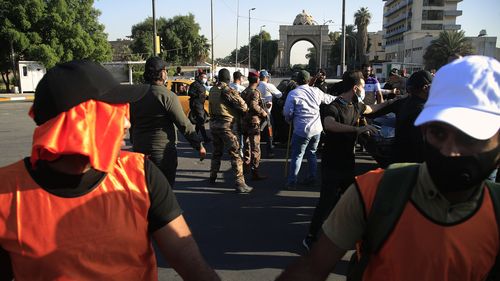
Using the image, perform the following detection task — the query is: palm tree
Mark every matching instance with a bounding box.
[345,25,357,69]
[328,25,357,70]
[423,30,475,70]
[354,7,371,65]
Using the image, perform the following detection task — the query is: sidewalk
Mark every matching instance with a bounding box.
[0,93,34,102]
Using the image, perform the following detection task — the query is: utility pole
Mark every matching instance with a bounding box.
[211,0,215,81]
[248,8,255,73]
[340,0,346,75]
[320,20,332,70]
[152,0,158,56]
[235,0,239,69]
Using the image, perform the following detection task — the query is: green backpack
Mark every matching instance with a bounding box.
[347,164,500,281]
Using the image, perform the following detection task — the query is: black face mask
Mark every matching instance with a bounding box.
[424,141,500,193]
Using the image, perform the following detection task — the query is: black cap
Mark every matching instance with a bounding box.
[296,70,311,84]
[32,60,149,125]
[406,70,433,89]
[218,68,231,83]
[145,57,167,73]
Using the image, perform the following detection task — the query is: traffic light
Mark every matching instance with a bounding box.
[155,35,161,55]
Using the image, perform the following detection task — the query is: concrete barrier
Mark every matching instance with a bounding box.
[0,94,34,103]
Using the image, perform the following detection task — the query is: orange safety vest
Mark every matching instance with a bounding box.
[0,151,157,280]
[356,169,499,281]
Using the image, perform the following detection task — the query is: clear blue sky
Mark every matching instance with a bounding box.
[94,0,500,64]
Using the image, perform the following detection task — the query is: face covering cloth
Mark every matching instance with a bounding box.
[29,100,129,173]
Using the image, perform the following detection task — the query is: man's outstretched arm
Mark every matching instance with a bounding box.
[275,233,346,281]
[153,215,220,281]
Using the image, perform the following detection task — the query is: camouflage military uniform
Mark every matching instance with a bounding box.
[241,87,267,170]
[208,82,249,187]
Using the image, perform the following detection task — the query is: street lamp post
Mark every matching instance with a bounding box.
[211,0,215,82]
[319,20,332,70]
[152,0,158,55]
[341,0,346,75]
[259,25,266,70]
[248,8,255,73]
[235,0,240,69]
[346,34,357,70]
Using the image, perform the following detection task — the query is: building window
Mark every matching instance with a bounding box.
[378,42,382,46]
[422,10,444,20]
[423,0,444,6]
[421,24,443,30]
[23,66,28,77]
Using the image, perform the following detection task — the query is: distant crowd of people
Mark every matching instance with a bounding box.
[0,55,498,280]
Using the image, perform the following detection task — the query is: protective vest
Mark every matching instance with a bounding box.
[355,168,499,281]
[209,83,235,122]
[0,151,157,281]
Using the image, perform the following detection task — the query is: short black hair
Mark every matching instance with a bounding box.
[233,71,243,81]
[248,76,258,84]
[218,68,231,83]
[341,70,364,93]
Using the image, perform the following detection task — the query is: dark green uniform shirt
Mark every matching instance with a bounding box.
[131,84,201,152]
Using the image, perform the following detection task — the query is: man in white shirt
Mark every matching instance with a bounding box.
[229,71,246,94]
[283,70,336,190]
[257,70,282,158]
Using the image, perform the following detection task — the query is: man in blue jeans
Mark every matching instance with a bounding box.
[283,70,336,190]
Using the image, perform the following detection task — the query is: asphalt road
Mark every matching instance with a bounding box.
[0,101,378,281]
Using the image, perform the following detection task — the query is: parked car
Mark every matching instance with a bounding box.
[166,78,209,116]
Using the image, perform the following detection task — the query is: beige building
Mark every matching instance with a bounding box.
[467,35,498,58]
[367,31,386,62]
[383,0,463,70]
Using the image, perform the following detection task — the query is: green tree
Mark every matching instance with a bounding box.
[130,14,209,65]
[423,30,475,70]
[329,25,357,71]
[129,17,167,59]
[305,47,317,73]
[291,64,308,72]
[162,14,209,65]
[354,7,371,65]
[0,0,112,90]
[219,30,277,71]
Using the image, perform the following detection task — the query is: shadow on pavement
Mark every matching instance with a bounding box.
[155,134,379,274]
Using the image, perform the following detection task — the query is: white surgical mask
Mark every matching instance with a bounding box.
[356,87,365,102]
[202,78,208,84]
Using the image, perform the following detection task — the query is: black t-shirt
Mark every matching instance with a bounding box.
[320,97,366,170]
[24,157,182,233]
[363,95,426,163]
[393,95,426,163]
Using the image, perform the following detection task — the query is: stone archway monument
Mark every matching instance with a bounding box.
[274,10,333,75]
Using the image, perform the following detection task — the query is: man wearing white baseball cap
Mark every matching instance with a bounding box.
[277,56,500,281]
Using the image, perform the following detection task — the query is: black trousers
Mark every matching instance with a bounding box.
[148,148,178,187]
[308,164,355,241]
[195,122,210,142]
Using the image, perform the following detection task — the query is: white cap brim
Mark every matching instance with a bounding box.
[414,105,500,140]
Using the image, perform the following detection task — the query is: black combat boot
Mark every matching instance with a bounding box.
[209,172,217,186]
